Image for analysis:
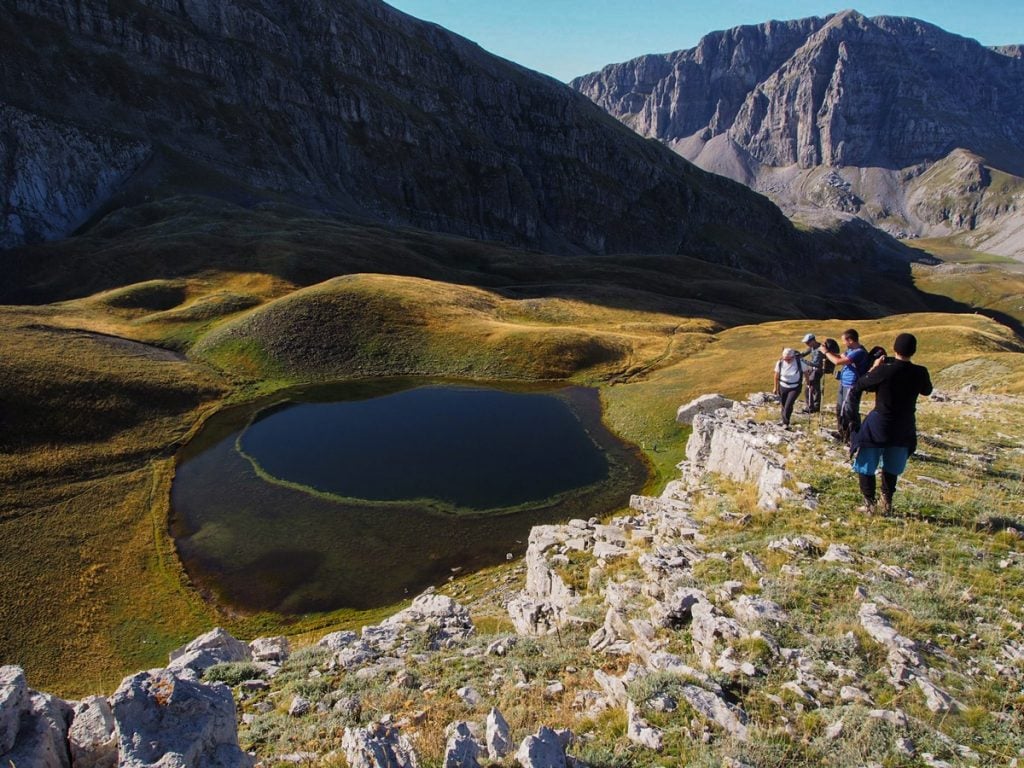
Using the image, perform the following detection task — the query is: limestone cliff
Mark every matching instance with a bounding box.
[573,10,1024,257]
[0,0,795,261]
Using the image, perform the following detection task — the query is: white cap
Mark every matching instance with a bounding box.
[802,333,816,343]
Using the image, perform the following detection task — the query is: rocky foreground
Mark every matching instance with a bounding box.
[3,392,1021,766]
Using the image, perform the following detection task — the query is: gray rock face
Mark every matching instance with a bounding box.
[69,695,117,768]
[573,11,1024,255]
[443,721,481,768]
[685,411,794,510]
[110,669,253,768]
[0,0,795,262]
[1,666,72,768]
[515,726,567,768]
[168,627,252,676]
[3,690,73,768]
[484,707,512,759]
[0,665,28,754]
[342,721,419,768]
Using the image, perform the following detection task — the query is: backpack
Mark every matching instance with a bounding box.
[822,338,839,376]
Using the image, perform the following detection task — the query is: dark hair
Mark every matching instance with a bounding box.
[868,345,887,360]
[842,328,859,342]
[893,333,917,357]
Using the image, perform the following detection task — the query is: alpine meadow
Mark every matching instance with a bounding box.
[1,3,1022,767]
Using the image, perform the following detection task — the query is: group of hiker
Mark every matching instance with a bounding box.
[772,329,933,515]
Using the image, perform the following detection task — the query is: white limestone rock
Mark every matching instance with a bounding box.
[342,721,419,768]
[1,689,73,768]
[249,636,290,664]
[820,544,857,563]
[858,603,922,667]
[110,668,252,767]
[515,726,567,768]
[916,678,963,713]
[318,631,358,651]
[485,707,512,759]
[680,685,749,741]
[443,721,482,768]
[686,412,793,510]
[167,627,252,676]
[650,587,707,628]
[69,695,117,768]
[731,595,788,624]
[456,686,481,708]
[589,608,632,654]
[0,665,28,754]
[626,700,663,751]
[383,592,474,647]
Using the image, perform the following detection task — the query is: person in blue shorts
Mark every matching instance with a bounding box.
[820,328,869,442]
[850,333,933,514]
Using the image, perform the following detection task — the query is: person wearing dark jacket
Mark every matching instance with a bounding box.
[850,333,933,514]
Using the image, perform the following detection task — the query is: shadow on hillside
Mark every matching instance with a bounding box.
[0,196,1014,338]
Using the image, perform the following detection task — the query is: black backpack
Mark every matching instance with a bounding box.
[822,338,839,375]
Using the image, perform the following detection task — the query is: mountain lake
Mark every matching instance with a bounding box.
[170,379,648,613]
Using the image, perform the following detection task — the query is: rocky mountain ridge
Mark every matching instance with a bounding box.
[4,389,1020,766]
[0,0,797,262]
[572,10,1024,257]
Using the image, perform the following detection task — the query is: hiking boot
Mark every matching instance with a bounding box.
[880,498,893,516]
[856,499,876,515]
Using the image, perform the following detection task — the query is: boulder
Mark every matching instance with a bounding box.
[686,412,793,510]
[69,695,117,768]
[1,689,73,768]
[167,628,251,676]
[680,685,749,741]
[0,665,28,753]
[342,721,419,768]
[485,707,512,759]
[443,721,481,768]
[249,636,290,664]
[318,631,358,651]
[507,597,564,637]
[384,592,474,647]
[626,700,663,751]
[110,669,252,767]
[515,726,567,768]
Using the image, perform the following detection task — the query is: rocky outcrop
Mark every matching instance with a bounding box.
[167,626,253,677]
[342,721,419,768]
[0,666,73,768]
[110,669,253,768]
[0,0,797,263]
[684,399,803,509]
[573,12,1024,255]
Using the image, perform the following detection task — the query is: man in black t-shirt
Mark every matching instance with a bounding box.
[850,333,933,515]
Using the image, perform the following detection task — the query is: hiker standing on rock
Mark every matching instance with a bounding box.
[820,328,869,442]
[797,333,824,414]
[850,333,933,514]
[772,347,806,429]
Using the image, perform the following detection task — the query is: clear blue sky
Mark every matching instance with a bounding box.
[384,1,1024,82]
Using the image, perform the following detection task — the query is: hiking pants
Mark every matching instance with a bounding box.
[836,384,863,438]
[779,385,801,426]
[805,370,822,412]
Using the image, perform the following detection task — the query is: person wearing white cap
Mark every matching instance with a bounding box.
[772,347,807,429]
[797,333,824,413]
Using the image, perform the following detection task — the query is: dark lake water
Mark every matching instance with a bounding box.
[171,379,647,614]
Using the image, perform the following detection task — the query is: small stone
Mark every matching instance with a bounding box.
[456,686,481,708]
[288,696,311,717]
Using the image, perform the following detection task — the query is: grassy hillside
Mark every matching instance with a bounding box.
[1,202,1021,698]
